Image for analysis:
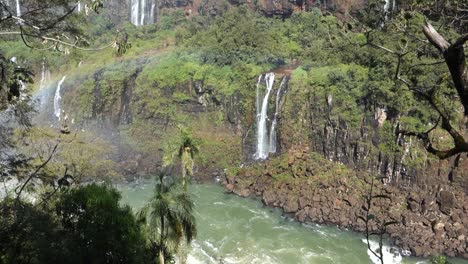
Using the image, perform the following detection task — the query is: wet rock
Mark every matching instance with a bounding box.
[283,198,299,213]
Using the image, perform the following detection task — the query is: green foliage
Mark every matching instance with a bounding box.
[56,184,148,264]
[137,173,197,263]
[431,256,452,264]
[16,127,119,182]
[183,7,323,66]
[0,185,150,264]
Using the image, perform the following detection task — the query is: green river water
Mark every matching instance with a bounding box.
[118,181,468,264]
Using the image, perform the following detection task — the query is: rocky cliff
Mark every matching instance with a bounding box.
[224,145,468,258]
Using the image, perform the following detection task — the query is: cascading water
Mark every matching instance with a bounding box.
[131,0,155,26]
[384,0,396,13]
[255,75,262,120]
[131,0,140,26]
[15,0,20,17]
[54,76,66,121]
[255,72,275,160]
[268,76,287,154]
[149,0,156,24]
[140,0,146,26]
[77,1,81,12]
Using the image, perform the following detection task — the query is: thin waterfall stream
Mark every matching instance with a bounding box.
[53,76,66,121]
[131,0,155,26]
[269,76,287,154]
[255,73,275,160]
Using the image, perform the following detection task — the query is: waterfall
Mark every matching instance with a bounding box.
[140,0,146,26]
[269,76,287,154]
[255,75,262,120]
[77,1,81,12]
[54,76,66,120]
[39,61,51,91]
[15,0,20,17]
[131,0,156,26]
[131,0,140,26]
[384,0,395,13]
[255,72,275,160]
[149,0,156,24]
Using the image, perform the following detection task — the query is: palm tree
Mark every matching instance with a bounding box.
[178,129,199,189]
[164,126,200,190]
[137,172,197,264]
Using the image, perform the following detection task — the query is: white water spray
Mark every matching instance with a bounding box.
[77,1,81,12]
[269,76,287,154]
[54,76,66,120]
[362,239,403,264]
[255,72,275,160]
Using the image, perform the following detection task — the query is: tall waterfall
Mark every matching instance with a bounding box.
[15,0,20,17]
[255,73,275,160]
[131,0,155,26]
[77,1,81,12]
[54,76,66,120]
[268,76,287,154]
[131,0,140,25]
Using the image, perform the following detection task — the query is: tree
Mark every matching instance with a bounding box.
[0,184,150,264]
[0,0,129,117]
[164,126,200,189]
[137,172,197,264]
[55,184,149,264]
[353,0,468,160]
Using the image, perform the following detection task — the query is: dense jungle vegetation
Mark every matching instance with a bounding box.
[0,0,467,263]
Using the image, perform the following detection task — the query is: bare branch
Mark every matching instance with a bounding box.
[14,144,58,204]
[423,21,450,52]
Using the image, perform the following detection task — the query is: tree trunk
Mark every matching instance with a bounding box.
[159,249,164,264]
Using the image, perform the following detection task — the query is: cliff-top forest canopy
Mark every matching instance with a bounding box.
[0,0,468,263]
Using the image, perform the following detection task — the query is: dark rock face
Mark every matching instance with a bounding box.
[223,146,468,259]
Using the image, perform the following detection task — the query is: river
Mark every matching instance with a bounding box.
[118,180,468,264]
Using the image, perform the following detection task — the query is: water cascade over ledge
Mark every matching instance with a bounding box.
[254,73,289,160]
[255,73,275,160]
[15,0,20,17]
[131,0,156,26]
[269,76,287,154]
[54,76,66,121]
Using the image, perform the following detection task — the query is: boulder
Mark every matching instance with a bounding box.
[438,190,455,215]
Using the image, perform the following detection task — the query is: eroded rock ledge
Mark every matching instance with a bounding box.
[223,145,468,259]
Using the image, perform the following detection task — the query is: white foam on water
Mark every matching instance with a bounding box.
[361,238,402,264]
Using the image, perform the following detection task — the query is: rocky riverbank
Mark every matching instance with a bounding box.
[223,145,468,259]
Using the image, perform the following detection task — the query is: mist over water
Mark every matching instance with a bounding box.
[117,180,467,264]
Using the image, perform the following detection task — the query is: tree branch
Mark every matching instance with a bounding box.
[14,144,58,204]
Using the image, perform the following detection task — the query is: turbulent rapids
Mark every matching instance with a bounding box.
[118,180,467,264]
